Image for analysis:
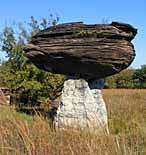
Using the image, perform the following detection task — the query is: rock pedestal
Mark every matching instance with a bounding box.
[24,21,137,132]
[55,77,108,132]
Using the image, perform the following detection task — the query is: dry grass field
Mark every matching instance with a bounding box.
[0,89,146,155]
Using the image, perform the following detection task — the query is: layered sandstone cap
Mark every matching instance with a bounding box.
[24,21,137,79]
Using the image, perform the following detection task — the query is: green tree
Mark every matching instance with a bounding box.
[133,65,146,88]
[0,15,64,106]
[116,69,135,88]
[105,69,135,88]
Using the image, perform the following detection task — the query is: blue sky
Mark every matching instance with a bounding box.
[0,0,145,68]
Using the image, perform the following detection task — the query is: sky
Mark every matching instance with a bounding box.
[0,0,145,68]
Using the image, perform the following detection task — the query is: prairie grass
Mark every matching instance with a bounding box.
[0,89,146,155]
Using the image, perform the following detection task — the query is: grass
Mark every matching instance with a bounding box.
[0,89,146,154]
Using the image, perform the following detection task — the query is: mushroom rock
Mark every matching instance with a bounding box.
[24,21,137,131]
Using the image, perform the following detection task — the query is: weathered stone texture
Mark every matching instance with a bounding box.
[55,78,108,131]
[24,21,137,79]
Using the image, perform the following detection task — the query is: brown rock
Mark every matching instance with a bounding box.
[24,21,137,79]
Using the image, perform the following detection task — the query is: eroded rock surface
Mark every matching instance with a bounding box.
[24,21,137,79]
[55,78,108,131]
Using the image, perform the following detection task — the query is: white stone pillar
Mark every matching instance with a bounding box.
[55,77,108,132]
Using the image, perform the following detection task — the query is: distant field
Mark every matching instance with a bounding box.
[0,89,146,155]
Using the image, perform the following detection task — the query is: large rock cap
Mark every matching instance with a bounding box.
[24,21,137,79]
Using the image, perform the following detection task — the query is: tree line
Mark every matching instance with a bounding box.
[104,65,146,89]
